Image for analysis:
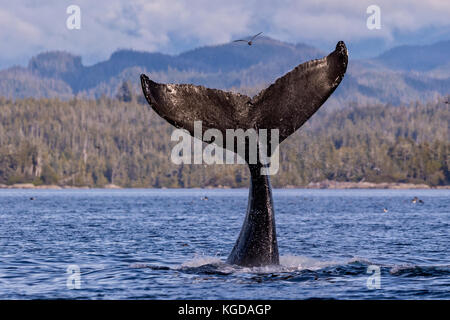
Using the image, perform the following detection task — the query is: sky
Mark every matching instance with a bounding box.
[0,0,449,68]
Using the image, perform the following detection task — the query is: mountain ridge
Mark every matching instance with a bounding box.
[0,37,448,107]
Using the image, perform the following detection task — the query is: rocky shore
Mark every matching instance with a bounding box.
[302,180,449,189]
[0,181,448,189]
[0,183,122,189]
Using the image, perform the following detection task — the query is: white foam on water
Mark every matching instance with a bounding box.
[279,255,338,271]
[129,263,149,269]
[177,254,341,274]
[180,255,222,268]
[133,254,372,274]
[347,256,374,265]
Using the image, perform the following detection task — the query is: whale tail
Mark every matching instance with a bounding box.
[141,41,348,266]
[141,41,347,146]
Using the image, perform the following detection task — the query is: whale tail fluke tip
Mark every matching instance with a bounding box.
[335,41,348,65]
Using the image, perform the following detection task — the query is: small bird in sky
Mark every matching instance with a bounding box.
[233,32,263,46]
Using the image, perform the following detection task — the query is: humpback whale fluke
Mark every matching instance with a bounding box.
[140,41,348,267]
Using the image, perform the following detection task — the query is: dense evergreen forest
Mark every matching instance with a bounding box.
[0,93,448,188]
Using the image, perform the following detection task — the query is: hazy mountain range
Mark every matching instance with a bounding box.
[1,37,449,107]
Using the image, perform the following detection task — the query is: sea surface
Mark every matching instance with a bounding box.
[0,188,448,299]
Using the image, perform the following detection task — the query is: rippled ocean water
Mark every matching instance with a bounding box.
[0,188,448,299]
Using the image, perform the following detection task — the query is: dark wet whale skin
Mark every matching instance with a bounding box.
[140,41,348,267]
[226,162,279,266]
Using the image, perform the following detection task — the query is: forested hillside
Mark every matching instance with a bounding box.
[0,95,448,188]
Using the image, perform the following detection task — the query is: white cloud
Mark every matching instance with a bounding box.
[0,0,448,67]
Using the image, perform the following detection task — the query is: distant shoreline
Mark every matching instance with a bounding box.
[302,180,450,189]
[1,182,448,190]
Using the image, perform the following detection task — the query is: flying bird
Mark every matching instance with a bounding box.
[233,32,263,46]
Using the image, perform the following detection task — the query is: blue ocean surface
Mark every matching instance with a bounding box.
[0,188,448,299]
